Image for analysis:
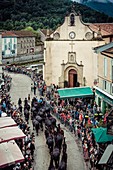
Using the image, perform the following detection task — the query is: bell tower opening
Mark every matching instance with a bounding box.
[70,14,75,26]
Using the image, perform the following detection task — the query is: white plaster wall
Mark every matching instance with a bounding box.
[2,37,17,57]
[45,40,105,86]
[44,13,106,87]
[51,15,93,40]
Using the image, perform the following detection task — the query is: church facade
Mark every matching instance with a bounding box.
[43,12,105,88]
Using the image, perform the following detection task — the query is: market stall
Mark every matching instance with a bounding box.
[0,140,24,168]
[0,117,17,129]
[0,126,26,143]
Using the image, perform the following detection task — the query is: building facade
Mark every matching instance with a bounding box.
[94,42,113,113]
[2,31,17,60]
[13,31,36,56]
[44,12,105,88]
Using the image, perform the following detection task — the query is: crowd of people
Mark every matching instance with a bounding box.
[0,72,35,170]
[30,96,68,170]
[0,72,12,117]
[2,64,110,170]
[46,86,109,170]
[2,66,68,170]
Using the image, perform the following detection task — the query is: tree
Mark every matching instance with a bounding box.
[1,0,113,31]
[3,20,13,30]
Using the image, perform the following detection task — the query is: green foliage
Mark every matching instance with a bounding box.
[24,26,41,44]
[24,26,34,32]
[0,0,113,31]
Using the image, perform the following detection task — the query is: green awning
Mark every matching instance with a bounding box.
[92,127,113,143]
[95,87,113,106]
[57,87,93,99]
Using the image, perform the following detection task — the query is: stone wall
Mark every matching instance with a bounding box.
[2,53,43,65]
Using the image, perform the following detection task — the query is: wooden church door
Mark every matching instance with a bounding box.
[68,69,78,87]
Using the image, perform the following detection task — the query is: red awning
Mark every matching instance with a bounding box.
[0,140,24,168]
[0,126,26,143]
[0,117,17,129]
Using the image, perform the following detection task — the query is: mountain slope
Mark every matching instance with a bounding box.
[82,1,113,17]
[82,0,113,2]
[0,0,113,31]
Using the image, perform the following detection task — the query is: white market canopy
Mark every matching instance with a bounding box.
[0,140,24,168]
[0,126,26,143]
[0,117,17,129]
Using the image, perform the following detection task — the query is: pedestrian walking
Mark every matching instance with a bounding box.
[28,94,30,102]
[34,85,36,95]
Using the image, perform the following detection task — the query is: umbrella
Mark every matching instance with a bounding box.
[56,134,63,142]
[41,108,45,112]
[52,148,60,158]
[32,119,37,125]
[32,107,36,112]
[36,115,42,122]
[39,111,44,116]
[45,119,52,126]
[92,127,113,143]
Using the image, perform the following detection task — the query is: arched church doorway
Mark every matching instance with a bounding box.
[68,69,79,87]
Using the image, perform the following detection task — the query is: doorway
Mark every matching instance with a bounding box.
[68,69,78,87]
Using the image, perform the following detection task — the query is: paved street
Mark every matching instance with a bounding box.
[9,72,86,170]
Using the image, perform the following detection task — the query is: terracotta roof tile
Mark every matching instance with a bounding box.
[2,31,17,37]
[89,24,109,36]
[12,30,36,37]
[94,23,113,34]
[90,23,113,36]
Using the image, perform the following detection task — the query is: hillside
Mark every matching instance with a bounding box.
[83,1,113,17]
[82,0,113,2]
[0,0,113,31]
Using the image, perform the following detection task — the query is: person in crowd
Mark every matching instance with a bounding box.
[4,65,108,170]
